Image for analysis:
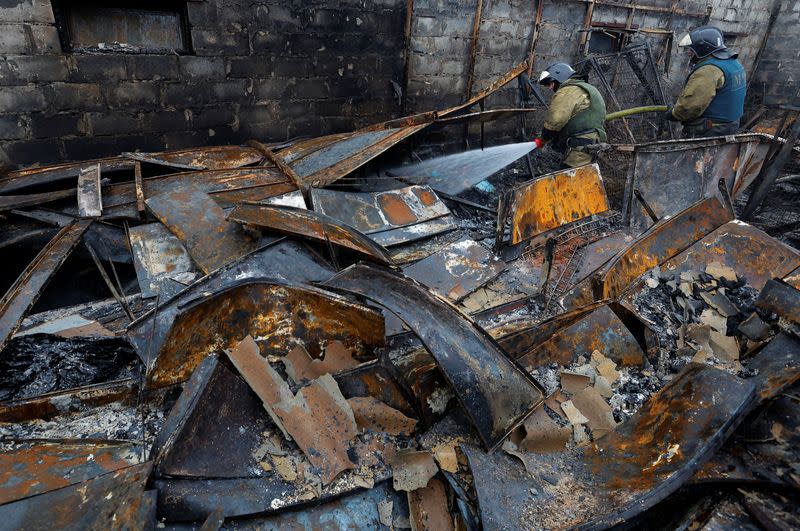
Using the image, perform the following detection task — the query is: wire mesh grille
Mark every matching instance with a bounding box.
[575,41,674,144]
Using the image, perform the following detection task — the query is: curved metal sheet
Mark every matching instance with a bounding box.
[143,280,384,388]
[122,145,264,170]
[464,364,755,530]
[0,219,92,353]
[228,203,394,265]
[324,263,543,451]
[0,157,133,195]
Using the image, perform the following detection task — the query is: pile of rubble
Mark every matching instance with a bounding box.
[1,62,800,529]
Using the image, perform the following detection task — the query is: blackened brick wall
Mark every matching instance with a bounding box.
[747,0,800,110]
[0,0,406,168]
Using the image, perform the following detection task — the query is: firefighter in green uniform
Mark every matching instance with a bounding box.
[665,26,746,138]
[535,62,607,168]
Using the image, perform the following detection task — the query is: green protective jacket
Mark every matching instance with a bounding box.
[544,79,608,148]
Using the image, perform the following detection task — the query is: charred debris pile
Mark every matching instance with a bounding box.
[1,62,800,529]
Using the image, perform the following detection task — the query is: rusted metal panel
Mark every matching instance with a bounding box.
[643,221,800,294]
[228,203,394,265]
[0,189,76,212]
[144,280,384,388]
[128,223,200,299]
[755,278,800,326]
[0,157,134,195]
[595,196,732,301]
[0,441,140,505]
[622,134,771,232]
[402,237,506,302]
[253,189,307,209]
[146,184,260,274]
[335,360,417,419]
[464,364,755,530]
[499,303,645,368]
[60,167,295,220]
[0,378,136,423]
[126,239,336,367]
[500,164,610,245]
[123,145,264,170]
[748,333,800,402]
[296,124,430,188]
[152,353,394,520]
[310,185,455,247]
[324,264,544,451]
[0,219,92,353]
[784,266,800,290]
[76,164,102,217]
[0,462,153,529]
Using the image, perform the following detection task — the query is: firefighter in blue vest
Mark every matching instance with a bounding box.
[664,26,746,138]
[535,62,607,168]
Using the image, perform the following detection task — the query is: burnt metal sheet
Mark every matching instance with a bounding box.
[0,378,136,423]
[310,185,455,247]
[622,134,771,232]
[60,167,295,220]
[747,332,800,403]
[143,280,384,388]
[641,221,800,294]
[76,164,102,217]
[126,239,335,367]
[464,364,756,530]
[0,441,140,505]
[755,278,800,326]
[122,145,264,170]
[0,188,76,212]
[0,462,153,529]
[152,354,394,520]
[254,189,307,209]
[335,360,417,419]
[228,203,394,265]
[499,164,610,246]
[287,125,430,188]
[324,264,544,451]
[0,219,92,353]
[594,196,732,301]
[402,237,506,302]
[0,157,133,195]
[510,304,645,368]
[146,184,260,274]
[128,223,200,299]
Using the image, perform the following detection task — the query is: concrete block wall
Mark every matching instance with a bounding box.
[747,0,800,109]
[0,0,406,168]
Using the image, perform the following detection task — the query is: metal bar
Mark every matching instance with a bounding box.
[401,0,415,116]
[570,0,709,17]
[85,242,135,322]
[464,0,484,103]
[634,189,659,223]
[0,219,92,352]
[247,139,306,192]
[435,189,497,213]
[134,161,145,219]
[107,254,134,319]
[526,0,544,78]
[77,163,102,218]
[742,114,800,219]
[578,0,596,55]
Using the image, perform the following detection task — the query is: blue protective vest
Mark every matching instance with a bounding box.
[688,57,746,123]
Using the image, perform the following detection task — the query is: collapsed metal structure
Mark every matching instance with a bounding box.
[1,59,800,529]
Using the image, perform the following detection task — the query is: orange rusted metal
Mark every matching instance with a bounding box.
[123,145,265,170]
[0,441,140,505]
[594,196,732,301]
[500,164,610,246]
[0,157,134,194]
[0,219,92,352]
[146,281,385,388]
[228,203,395,264]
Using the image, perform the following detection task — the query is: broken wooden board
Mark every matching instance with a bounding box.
[464,364,756,530]
[227,203,394,265]
[145,184,259,274]
[499,164,610,246]
[141,280,384,388]
[76,164,102,217]
[325,264,544,451]
[127,222,199,299]
[0,219,92,353]
[310,185,456,247]
[402,237,506,302]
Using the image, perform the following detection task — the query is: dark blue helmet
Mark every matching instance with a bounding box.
[538,62,575,86]
[679,26,737,60]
